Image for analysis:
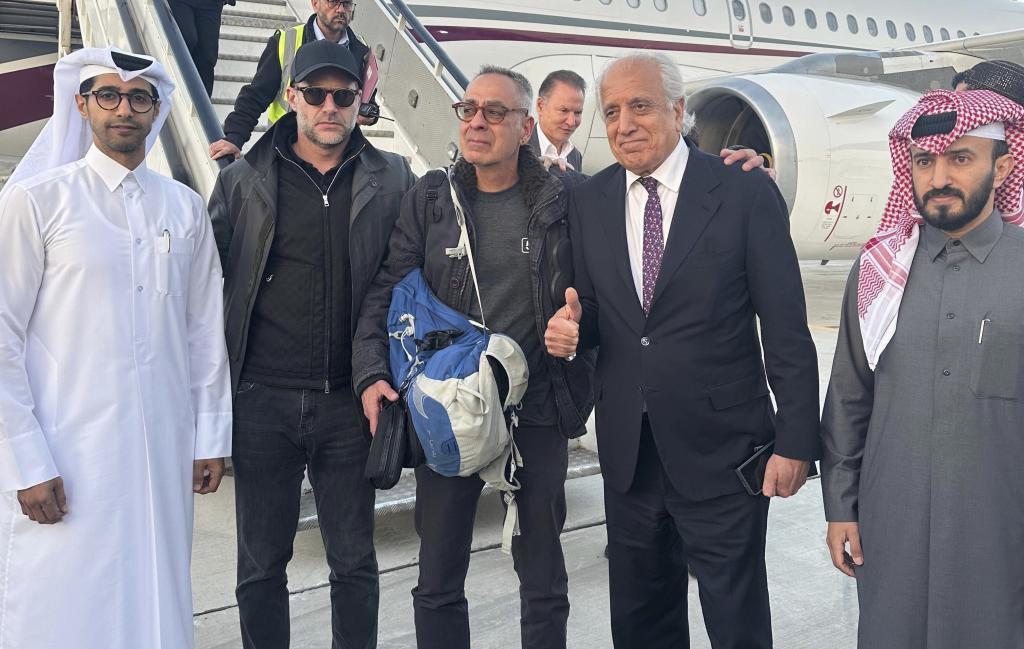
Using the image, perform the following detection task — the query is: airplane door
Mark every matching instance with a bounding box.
[726,0,754,49]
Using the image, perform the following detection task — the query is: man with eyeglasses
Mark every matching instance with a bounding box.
[208,40,414,648]
[353,65,595,649]
[0,47,232,649]
[209,0,378,160]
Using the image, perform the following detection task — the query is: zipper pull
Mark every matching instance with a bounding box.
[324,378,331,394]
[322,194,329,208]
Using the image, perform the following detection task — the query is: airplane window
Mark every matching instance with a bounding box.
[627,0,640,6]
[826,12,838,32]
[957,29,966,38]
[732,0,746,20]
[905,23,916,40]
[759,3,772,23]
[940,27,950,40]
[805,9,817,29]
[599,0,611,4]
[886,20,897,39]
[693,0,707,16]
[846,14,858,34]
[654,0,668,10]
[866,17,878,36]
[782,6,795,26]
[922,25,933,42]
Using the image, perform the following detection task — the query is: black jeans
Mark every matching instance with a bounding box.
[168,0,222,96]
[604,421,772,649]
[412,425,570,649]
[233,381,378,649]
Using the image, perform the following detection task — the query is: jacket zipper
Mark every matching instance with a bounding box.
[276,142,366,393]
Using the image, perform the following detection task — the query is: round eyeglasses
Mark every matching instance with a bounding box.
[296,86,359,108]
[452,101,529,125]
[86,89,158,113]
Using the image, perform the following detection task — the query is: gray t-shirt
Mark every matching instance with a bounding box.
[467,184,556,427]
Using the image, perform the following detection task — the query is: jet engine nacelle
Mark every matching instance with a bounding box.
[687,73,922,260]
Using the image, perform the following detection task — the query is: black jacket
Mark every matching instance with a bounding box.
[221,14,373,149]
[209,112,416,392]
[571,143,821,499]
[353,147,596,438]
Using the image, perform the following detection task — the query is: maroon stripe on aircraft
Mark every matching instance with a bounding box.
[0,64,55,131]
[425,26,809,58]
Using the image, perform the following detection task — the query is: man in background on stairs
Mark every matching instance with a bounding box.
[169,0,233,96]
[209,0,379,160]
[208,40,414,648]
[529,69,587,171]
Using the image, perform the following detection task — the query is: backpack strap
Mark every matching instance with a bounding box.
[446,168,487,328]
[423,169,446,223]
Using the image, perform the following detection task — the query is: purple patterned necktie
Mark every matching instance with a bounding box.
[638,176,664,315]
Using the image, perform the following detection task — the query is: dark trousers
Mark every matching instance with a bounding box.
[604,421,772,649]
[168,0,222,96]
[232,381,378,649]
[412,425,570,649]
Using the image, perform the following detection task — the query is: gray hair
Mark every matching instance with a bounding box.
[596,51,695,136]
[475,65,533,110]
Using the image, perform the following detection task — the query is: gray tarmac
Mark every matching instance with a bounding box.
[192,260,859,648]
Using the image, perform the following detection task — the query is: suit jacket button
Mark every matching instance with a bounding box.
[640,336,650,347]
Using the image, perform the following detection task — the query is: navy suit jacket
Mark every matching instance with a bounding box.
[570,143,821,498]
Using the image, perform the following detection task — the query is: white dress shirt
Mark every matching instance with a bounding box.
[0,145,232,648]
[624,135,690,304]
[536,125,577,163]
[313,18,349,45]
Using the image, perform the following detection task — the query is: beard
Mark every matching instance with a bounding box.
[98,119,147,154]
[297,111,353,148]
[913,168,995,232]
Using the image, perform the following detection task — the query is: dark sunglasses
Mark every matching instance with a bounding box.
[295,86,359,108]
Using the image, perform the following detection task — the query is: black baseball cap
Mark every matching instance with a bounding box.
[291,40,363,88]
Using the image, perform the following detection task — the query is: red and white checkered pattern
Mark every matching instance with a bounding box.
[857,89,1024,369]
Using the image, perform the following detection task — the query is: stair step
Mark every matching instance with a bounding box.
[219,51,261,63]
[222,7,295,22]
[219,26,281,41]
[215,73,253,83]
[221,13,295,30]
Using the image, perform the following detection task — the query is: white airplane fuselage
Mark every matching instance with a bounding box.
[408,0,1024,259]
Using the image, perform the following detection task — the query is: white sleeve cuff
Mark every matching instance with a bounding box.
[194,410,232,460]
[0,428,59,492]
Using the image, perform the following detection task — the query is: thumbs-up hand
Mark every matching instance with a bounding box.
[545,287,582,358]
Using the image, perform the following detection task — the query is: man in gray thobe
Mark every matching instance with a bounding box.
[822,89,1024,649]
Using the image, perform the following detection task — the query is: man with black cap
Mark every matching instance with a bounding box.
[208,39,414,648]
[208,0,378,160]
[822,89,1024,648]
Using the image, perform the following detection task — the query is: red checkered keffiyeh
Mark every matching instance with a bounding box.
[857,89,1024,369]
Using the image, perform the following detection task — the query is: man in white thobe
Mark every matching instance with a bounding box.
[0,47,232,648]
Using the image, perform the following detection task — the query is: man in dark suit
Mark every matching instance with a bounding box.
[544,51,820,649]
[528,69,586,171]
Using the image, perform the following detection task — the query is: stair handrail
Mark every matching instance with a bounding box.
[386,0,468,92]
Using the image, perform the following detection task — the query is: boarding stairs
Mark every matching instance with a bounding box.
[47,0,599,527]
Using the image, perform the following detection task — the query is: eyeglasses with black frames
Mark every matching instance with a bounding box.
[86,89,158,113]
[324,0,355,8]
[452,101,529,125]
[295,86,359,108]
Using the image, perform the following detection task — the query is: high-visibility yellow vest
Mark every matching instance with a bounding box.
[267,23,305,123]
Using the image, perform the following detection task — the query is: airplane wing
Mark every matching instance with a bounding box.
[896,27,1024,66]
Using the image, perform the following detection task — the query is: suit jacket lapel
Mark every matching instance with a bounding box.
[598,166,646,325]
[651,148,721,307]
